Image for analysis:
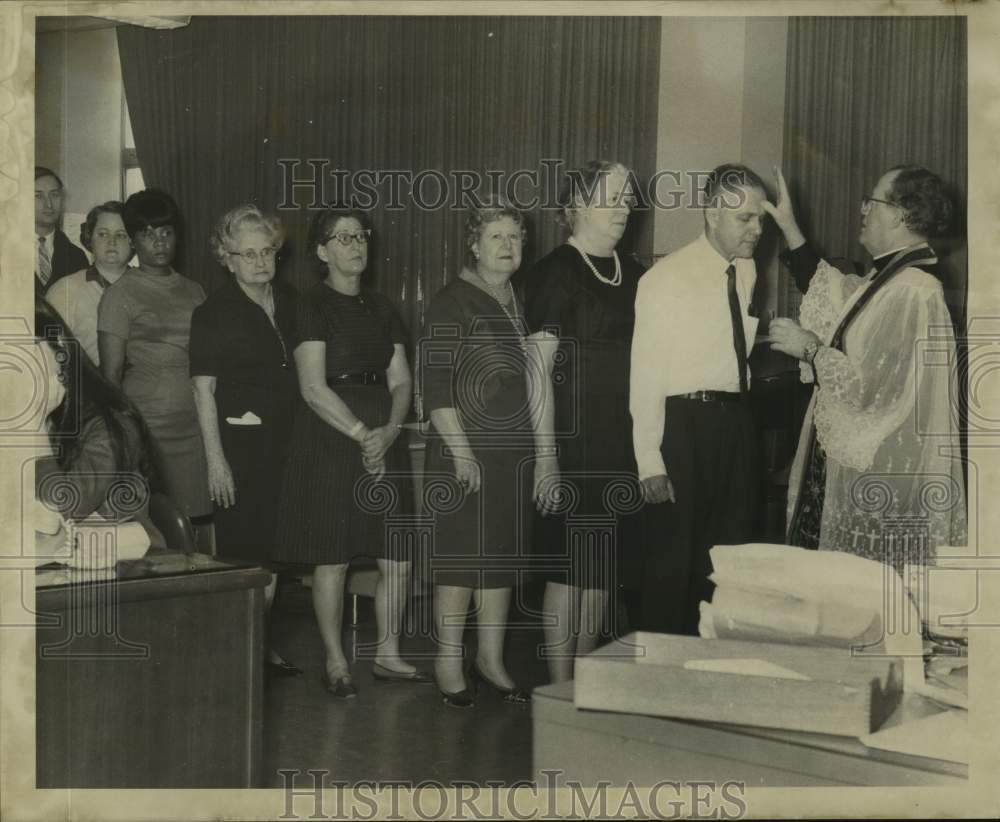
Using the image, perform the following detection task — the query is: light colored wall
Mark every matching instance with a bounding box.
[653,17,788,314]
[35,24,122,233]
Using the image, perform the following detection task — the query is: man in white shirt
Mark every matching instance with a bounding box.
[630,163,768,634]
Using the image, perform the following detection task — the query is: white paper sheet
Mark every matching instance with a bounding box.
[683,657,812,681]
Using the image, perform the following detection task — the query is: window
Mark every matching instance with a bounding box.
[121,92,144,199]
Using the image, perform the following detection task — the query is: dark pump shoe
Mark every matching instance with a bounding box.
[372,662,433,683]
[470,663,530,704]
[437,685,475,708]
[323,672,358,699]
[265,659,304,677]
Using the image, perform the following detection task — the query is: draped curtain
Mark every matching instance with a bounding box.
[781,16,967,326]
[117,16,661,343]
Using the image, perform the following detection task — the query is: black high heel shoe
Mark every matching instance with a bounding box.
[266,659,304,678]
[470,662,530,704]
[323,671,358,699]
[434,672,475,708]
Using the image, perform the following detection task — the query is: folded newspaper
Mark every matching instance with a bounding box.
[699,544,965,709]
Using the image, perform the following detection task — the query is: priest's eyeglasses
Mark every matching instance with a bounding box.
[860,196,900,214]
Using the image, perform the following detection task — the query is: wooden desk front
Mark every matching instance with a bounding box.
[36,552,269,788]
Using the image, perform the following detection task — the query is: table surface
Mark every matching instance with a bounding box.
[35,551,270,606]
[533,680,967,780]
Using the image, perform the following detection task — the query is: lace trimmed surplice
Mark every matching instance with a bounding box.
[787,256,967,568]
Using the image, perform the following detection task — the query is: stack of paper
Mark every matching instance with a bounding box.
[699,544,926,691]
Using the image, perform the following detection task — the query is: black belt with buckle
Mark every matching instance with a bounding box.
[675,390,743,403]
[328,372,386,386]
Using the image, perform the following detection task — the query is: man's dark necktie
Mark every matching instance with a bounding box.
[726,263,749,397]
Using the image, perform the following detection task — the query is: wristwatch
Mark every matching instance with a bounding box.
[803,340,821,365]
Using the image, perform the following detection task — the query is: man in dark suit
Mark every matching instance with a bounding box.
[35,166,88,294]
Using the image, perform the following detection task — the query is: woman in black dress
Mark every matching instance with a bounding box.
[521,160,645,682]
[422,202,536,707]
[274,208,424,698]
[190,204,300,674]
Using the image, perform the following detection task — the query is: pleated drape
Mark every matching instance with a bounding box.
[781,16,967,326]
[116,16,661,342]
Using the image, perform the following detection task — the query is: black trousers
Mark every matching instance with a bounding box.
[638,397,758,635]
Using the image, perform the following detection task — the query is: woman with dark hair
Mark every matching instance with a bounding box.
[767,165,967,567]
[97,189,211,527]
[421,201,537,707]
[34,296,165,560]
[520,160,645,682]
[46,201,132,364]
[274,208,424,698]
[191,204,300,674]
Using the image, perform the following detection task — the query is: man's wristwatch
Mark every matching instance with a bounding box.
[803,340,821,365]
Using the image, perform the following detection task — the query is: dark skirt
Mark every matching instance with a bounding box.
[531,392,645,591]
[273,384,413,566]
[423,435,533,590]
[212,417,291,565]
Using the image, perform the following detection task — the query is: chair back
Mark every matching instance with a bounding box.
[148,492,196,552]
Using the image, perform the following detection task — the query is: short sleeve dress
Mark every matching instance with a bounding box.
[421,274,535,589]
[273,283,413,566]
[519,243,645,591]
[189,278,299,563]
[97,269,211,519]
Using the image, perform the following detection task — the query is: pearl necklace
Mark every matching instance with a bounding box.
[468,270,528,353]
[568,236,622,287]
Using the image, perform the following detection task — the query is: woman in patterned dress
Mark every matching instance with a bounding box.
[274,208,425,698]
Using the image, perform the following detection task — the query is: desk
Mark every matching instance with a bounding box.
[532,681,966,787]
[36,552,269,788]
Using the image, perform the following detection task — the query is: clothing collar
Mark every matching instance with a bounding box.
[697,231,750,273]
[871,242,935,276]
[85,266,112,289]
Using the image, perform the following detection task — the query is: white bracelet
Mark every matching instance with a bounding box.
[348,420,366,440]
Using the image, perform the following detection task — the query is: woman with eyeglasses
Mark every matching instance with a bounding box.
[274,208,425,698]
[45,201,132,365]
[98,189,211,530]
[189,204,301,674]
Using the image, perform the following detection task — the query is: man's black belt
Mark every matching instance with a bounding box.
[673,390,743,403]
[328,372,385,386]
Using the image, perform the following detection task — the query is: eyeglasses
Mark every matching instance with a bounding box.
[324,230,372,246]
[860,196,899,214]
[228,247,277,265]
